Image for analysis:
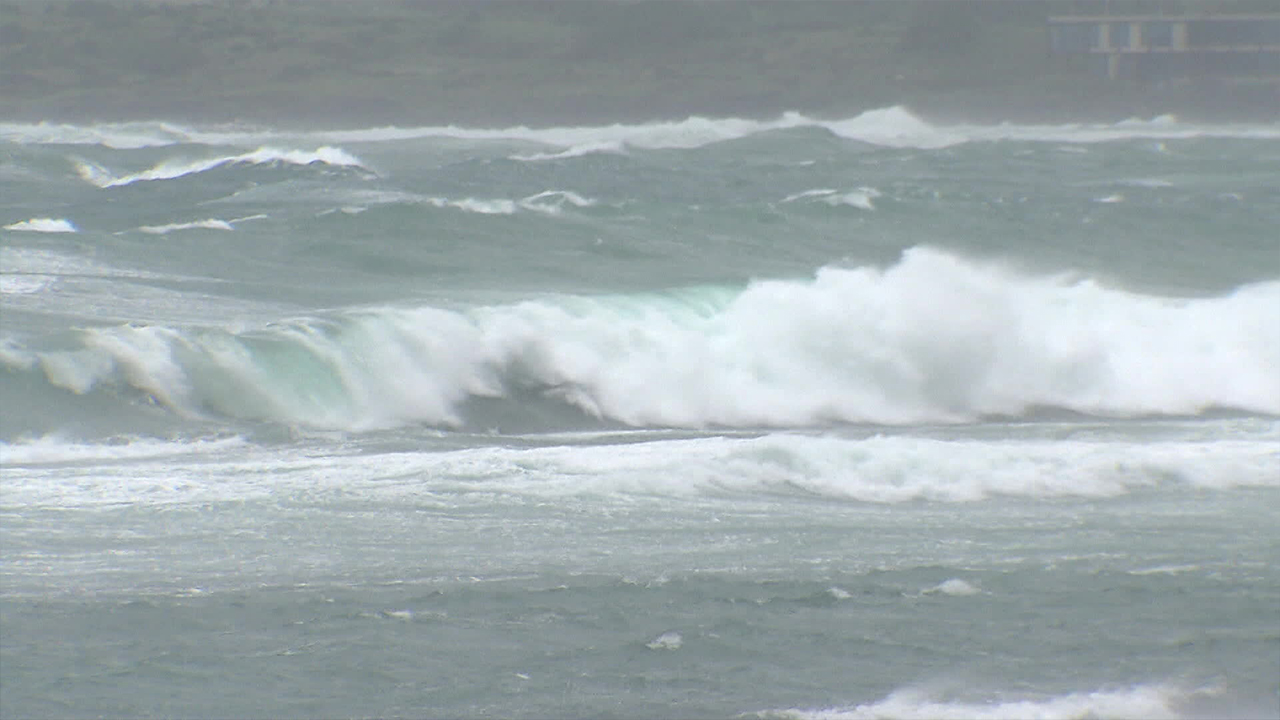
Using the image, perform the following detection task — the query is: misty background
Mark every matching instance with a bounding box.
[1,0,1276,127]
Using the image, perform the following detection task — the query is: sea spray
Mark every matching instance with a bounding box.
[6,248,1277,431]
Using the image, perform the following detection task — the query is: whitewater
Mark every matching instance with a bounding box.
[2,107,1277,719]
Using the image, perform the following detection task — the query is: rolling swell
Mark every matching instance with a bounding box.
[73,146,370,188]
[4,247,1276,437]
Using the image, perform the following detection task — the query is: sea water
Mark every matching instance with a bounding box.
[1,107,1278,719]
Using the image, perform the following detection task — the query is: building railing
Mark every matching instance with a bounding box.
[1048,14,1280,80]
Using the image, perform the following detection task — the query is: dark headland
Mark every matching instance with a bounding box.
[2,0,1276,128]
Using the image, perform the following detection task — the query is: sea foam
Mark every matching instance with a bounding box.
[137,219,235,234]
[0,435,247,465]
[3,218,78,233]
[9,109,1280,154]
[3,427,1276,508]
[75,146,368,188]
[10,247,1279,431]
[774,683,1198,720]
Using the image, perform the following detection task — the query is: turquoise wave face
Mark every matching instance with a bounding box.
[3,248,1278,440]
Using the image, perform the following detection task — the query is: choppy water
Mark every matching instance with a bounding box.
[2,107,1278,719]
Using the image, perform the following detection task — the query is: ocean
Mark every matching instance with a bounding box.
[1,107,1277,719]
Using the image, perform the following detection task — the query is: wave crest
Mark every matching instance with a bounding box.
[773,682,1212,720]
[3,218,77,233]
[75,146,369,188]
[6,247,1277,432]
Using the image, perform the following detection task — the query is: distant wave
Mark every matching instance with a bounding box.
[313,190,597,218]
[75,146,369,188]
[10,107,1278,152]
[511,140,628,161]
[782,187,881,210]
[518,190,598,214]
[0,120,198,149]
[3,218,78,233]
[138,219,234,234]
[6,247,1277,432]
[770,682,1220,720]
[135,215,266,234]
[382,190,598,216]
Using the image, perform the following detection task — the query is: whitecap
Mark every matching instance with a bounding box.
[775,683,1198,720]
[645,631,682,650]
[519,190,598,215]
[138,219,235,234]
[924,579,981,596]
[76,146,369,188]
[3,218,78,233]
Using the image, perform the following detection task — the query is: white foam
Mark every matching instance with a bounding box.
[424,197,518,215]
[1,435,246,465]
[473,248,1280,426]
[419,191,596,216]
[519,190,598,215]
[3,218,78,233]
[1127,564,1202,576]
[13,248,1279,432]
[137,219,235,234]
[782,187,881,209]
[645,631,683,650]
[783,189,840,203]
[832,187,881,210]
[4,425,1276,508]
[825,106,965,149]
[7,110,1280,154]
[511,140,627,161]
[1113,178,1175,188]
[777,683,1197,720]
[455,432,1280,502]
[76,146,368,188]
[925,579,981,596]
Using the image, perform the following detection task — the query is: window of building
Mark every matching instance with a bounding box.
[1146,21,1174,48]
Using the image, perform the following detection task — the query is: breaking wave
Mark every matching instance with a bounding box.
[328,190,598,217]
[770,682,1232,720]
[137,219,235,234]
[4,247,1277,432]
[782,188,881,210]
[74,146,369,188]
[3,218,78,233]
